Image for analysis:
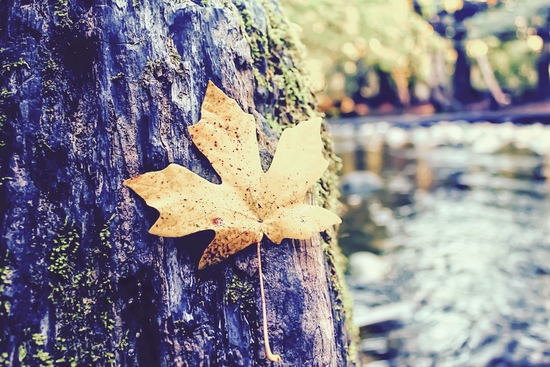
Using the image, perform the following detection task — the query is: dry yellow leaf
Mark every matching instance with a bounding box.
[125,81,341,269]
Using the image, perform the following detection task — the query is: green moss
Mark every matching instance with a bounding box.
[226,274,255,308]
[1,58,30,74]
[54,0,73,28]
[141,58,170,85]
[230,0,357,360]
[48,218,80,281]
[31,334,54,367]
[48,215,117,366]
[0,90,7,147]
[41,59,59,96]
[43,59,58,73]
[225,274,259,328]
[0,250,11,360]
[166,37,185,76]
[168,52,181,68]
[0,252,9,295]
[43,80,57,95]
[13,332,54,367]
[109,72,125,82]
[264,110,283,133]
[0,88,14,99]
[117,330,130,352]
[18,344,27,364]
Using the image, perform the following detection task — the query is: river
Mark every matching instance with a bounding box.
[331,120,550,367]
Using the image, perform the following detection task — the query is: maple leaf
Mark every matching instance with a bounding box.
[124,81,341,269]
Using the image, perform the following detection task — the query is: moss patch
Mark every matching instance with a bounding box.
[0,87,13,150]
[48,215,117,366]
[53,0,73,28]
[0,250,10,367]
[17,333,55,367]
[1,58,30,74]
[225,273,260,330]
[226,274,255,309]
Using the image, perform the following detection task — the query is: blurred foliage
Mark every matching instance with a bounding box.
[469,38,539,95]
[466,0,550,98]
[467,0,550,39]
[279,0,550,116]
[416,0,495,18]
[280,0,453,115]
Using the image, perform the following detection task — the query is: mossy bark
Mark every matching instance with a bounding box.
[0,0,354,366]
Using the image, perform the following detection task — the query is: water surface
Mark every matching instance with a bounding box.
[332,121,550,367]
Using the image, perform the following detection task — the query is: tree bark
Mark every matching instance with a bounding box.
[0,1,353,366]
[453,37,480,104]
[537,7,550,99]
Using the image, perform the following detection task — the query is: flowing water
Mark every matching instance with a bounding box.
[331,120,550,367]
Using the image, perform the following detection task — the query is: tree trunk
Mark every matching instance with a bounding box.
[453,38,480,105]
[537,7,550,99]
[0,1,353,366]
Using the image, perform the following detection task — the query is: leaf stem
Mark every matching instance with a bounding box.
[257,241,282,363]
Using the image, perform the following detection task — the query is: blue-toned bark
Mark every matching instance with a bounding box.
[0,1,353,366]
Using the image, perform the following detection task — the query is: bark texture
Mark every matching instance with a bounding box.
[0,0,353,366]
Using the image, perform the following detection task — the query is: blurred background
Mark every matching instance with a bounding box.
[283,0,550,117]
[279,0,550,366]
